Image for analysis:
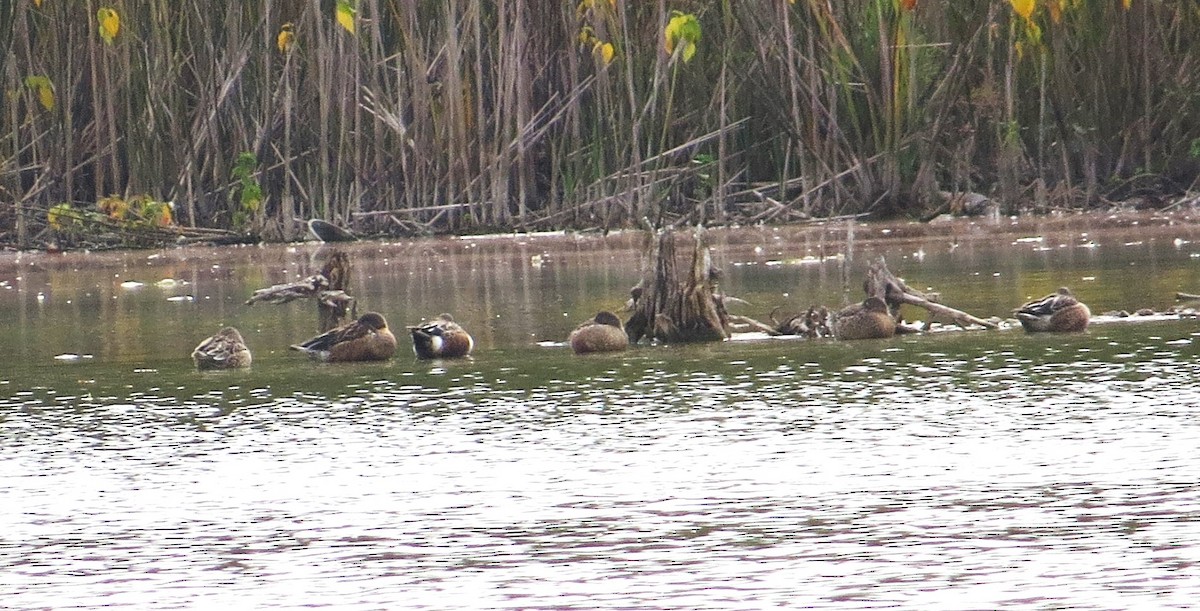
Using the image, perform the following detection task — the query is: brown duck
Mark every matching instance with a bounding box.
[569,311,629,354]
[832,297,897,341]
[290,312,397,362]
[1014,287,1090,332]
[192,327,252,370]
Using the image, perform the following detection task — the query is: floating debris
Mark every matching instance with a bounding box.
[53,354,94,362]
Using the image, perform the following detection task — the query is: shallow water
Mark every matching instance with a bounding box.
[3,212,1200,609]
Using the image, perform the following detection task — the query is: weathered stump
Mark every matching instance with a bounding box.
[625,226,730,344]
[317,251,355,332]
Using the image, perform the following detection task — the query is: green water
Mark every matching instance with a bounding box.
[3,213,1200,609]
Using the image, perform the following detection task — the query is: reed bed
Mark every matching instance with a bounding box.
[2,0,1199,247]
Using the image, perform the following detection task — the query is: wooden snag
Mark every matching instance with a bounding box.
[864,255,997,330]
[626,226,730,344]
[317,251,354,332]
[245,249,356,333]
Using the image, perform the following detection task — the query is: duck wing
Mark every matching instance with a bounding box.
[296,319,374,351]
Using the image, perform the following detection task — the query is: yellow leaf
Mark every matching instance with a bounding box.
[34,0,43,7]
[97,7,120,44]
[48,203,78,230]
[277,23,295,53]
[1009,0,1035,21]
[37,84,55,111]
[1122,0,1131,8]
[335,1,356,36]
[578,26,595,47]
[141,200,175,226]
[595,41,615,65]
[24,75,55,112]
[98,196,129,220]
[664,12,701,63]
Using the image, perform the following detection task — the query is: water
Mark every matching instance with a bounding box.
[3,212,1200,609]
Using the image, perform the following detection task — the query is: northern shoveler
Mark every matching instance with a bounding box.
[409,313,474,359]
[1014,287,1091,332]
[832,297,897,341]
[290,311,397,362]
[192,327,252,370]
[569,311,629,354]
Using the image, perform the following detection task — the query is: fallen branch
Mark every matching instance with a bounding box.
[245,274,328,305]
[865,256,998,329]
[246,250,354,332]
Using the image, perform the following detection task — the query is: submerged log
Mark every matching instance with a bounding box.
[626,226,730,344]
[863,256,997,330]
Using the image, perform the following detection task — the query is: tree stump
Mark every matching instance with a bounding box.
[317,251,354,332]
[625,226,730,344]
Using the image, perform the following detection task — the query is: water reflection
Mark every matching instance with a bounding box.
[3,213,1200,609]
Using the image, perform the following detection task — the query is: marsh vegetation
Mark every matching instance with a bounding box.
[3,1,1200,249]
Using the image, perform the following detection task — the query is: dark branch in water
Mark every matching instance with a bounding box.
[866,256,998,330]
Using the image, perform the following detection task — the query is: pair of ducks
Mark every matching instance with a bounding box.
[191,313,474,370]
[831,286,1091,340]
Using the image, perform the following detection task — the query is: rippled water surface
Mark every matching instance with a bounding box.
[3,213,1200,609]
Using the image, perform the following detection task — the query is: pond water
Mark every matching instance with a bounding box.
[2,211,1200,609]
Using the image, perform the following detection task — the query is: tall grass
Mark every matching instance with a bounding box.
[2,0,1199,247]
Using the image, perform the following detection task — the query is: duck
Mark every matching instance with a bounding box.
[1014,287,1090,332]
[832,297,897,341]
[290,311,397,362]
[569,311,629,354]
[192,327,252,370]
[409,313,474,359]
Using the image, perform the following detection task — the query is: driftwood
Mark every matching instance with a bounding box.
[864,256,998,330]
[245,274,329,305]
[625,226,730,344]
[246,250,355,332]
[1176,292,1200,301]
[728,314,779,335]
